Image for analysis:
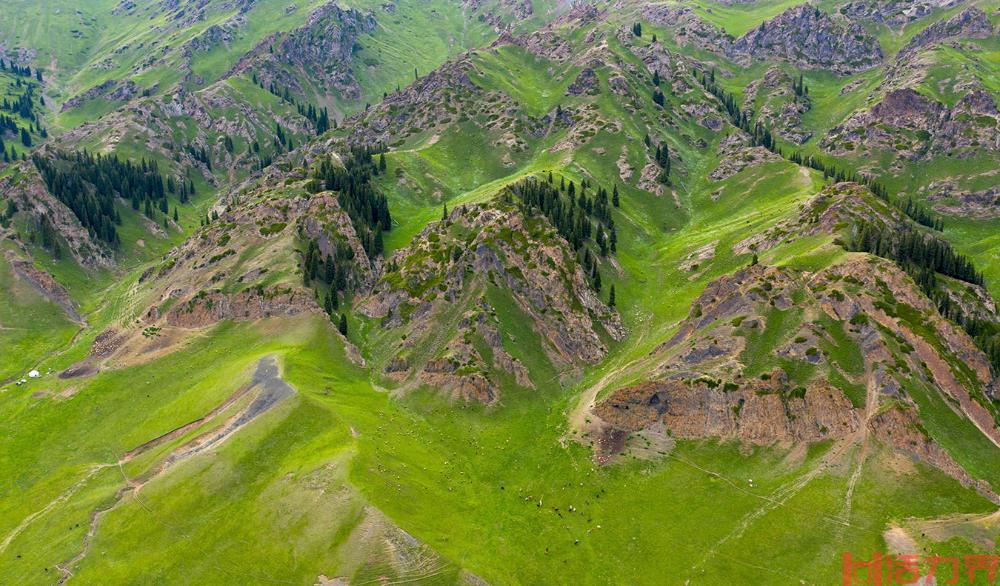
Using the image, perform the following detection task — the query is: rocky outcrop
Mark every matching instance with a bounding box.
[230,3,376,101]
[641,5,733,54]
[733,182,905,256]
[709,132,782,181]
[594,253,999,469]
[7,255,82,322]
[925,180,1000,219]
[936,89,1000,154]
[340,57,486,146]
[592,180,1000,488]
[823,88,941,159]
[56,79,314,191]
[412,303,533,404]
[729,5,883,74]
[139,163,369,332]
[464,0,533,31]
[566,68,599,96]
[627,40,701,101]
[61,79,140,112]
[163,287,317,327]
[838,0,962,27]
[872,405,998,502]
[360,200,624,403]
[823,88,1000,160]
[897,7,993,57]
[0,44,35,67]
[743,67,812,144]
[0,163,114,268]
[642,4,881,73]
[596,374,860,446]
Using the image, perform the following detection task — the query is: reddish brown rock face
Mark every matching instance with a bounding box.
[589,183,1000,496]
[596,376,860,445]
[164,289,318,328]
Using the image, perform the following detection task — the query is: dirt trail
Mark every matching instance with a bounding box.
[0,464,112,557]
[883,526,937,586]
[565,310,670,439]
[52,356,294,583]
[686,359,873,577]
[841,366,881,522]
[686,434,858,577]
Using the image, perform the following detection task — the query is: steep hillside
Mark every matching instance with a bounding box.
[3,2,1000,585]
[360,190,624,403]
[592,181,1000,494]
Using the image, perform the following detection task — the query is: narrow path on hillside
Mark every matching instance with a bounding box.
[36,356,295,584]
[685,435,858,580]
[840,366,881,522]
[0,464,112,557]
[563,310,675,438]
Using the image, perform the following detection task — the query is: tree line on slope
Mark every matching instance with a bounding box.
[689,65,994,371]
[847,220,1000,373]
[0,76,47,161]
[301,234,354,336]
[32,150,181,247]
[251,73,333,135]
[307,145,392,258]
[505,173,619,293]
[0,59,42,80]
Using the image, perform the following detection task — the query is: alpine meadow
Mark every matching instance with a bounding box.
[2,0,1000,584]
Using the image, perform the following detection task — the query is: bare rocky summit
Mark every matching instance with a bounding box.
[897,7,994,58]
[231,3,377,103]
[838,0,963,27]
[729,4,883,74]
[823,87,1000,160]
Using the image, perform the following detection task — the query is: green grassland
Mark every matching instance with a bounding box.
[0,250,80,382]
[2,1,1000,584]
[1,310,993,584]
